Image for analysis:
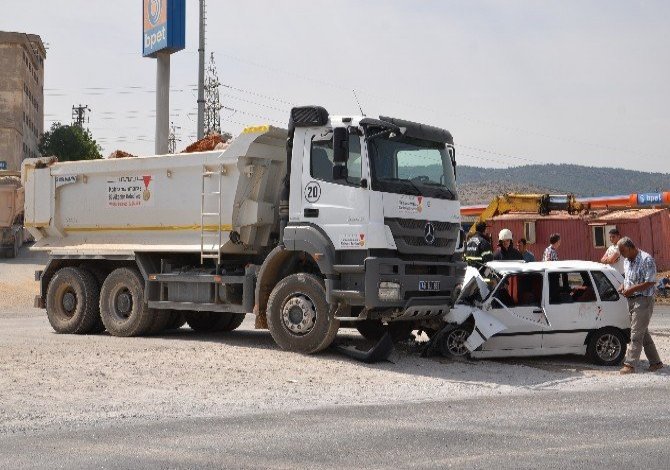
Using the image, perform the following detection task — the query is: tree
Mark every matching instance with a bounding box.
[38,123,102,161]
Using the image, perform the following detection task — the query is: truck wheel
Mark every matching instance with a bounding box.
[79,264,108,334]
[46,267,101,334]
[99,268,154,337]
[11,234,19,258]
[266,273,339,354]
[586,328,627,366]
[185,312,245,332]
[356,320,415,342]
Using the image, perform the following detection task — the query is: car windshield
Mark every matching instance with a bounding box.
[367,134,457,200]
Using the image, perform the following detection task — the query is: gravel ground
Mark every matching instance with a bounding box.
[1,247,669,437]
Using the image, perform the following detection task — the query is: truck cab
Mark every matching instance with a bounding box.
[264,107,466,346]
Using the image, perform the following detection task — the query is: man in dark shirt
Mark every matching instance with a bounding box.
[466,222,492,258]
[493,228,523,261]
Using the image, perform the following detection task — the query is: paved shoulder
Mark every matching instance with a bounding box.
[2,386,669,469]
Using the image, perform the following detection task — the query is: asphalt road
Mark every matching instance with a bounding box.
[2,386,669,469]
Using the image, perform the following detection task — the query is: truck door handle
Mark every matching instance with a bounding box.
[533,309,543,314]
[304,208,319,218]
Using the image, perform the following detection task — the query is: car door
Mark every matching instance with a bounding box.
[590,270,630,330]
[301,128,370,250]
[542,271,598,349]
[480,272,547,352]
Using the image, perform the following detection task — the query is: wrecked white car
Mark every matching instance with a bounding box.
[437,261,631,366]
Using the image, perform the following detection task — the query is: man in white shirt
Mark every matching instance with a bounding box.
[600,228,625,275]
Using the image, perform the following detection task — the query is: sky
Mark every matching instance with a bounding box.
[2,0,669,172]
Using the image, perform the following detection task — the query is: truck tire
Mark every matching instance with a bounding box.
[10,234,19,258]
[46,267,101,334]
[266,273,339,354]
[586,327,627,366]
[356,320,415,343]
[185,312,246,332]
[99,268,154,337]
[79,264,108,334]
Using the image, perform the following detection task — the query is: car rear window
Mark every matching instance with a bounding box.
[591,271,620,302]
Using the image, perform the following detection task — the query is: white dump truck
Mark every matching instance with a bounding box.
[23,106,466,353]
[0,171,25,258]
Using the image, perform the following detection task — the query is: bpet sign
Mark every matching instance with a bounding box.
[142,0,186,57]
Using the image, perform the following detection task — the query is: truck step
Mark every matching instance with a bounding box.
[148,301,246,314]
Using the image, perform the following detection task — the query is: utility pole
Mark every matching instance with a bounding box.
[71,104,90,128]
[197,0,206,140]
[168,122,181,154]
[204,52,223,136]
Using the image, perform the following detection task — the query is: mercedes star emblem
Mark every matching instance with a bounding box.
[424,222,436,245]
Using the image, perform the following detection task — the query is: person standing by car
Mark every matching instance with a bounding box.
[542,233,561,261]
[617,237,663,374]
[517,238,535,262]
[601,228,625,276]
[493,229,523,261]
[466,222,493,259]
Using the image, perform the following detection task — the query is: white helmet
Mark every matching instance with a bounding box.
[499,228,513,241]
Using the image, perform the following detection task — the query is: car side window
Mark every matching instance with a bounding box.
[549,271,597,304]
[591,271,620,302]
[310,134,363,185]
[491,273,543,309]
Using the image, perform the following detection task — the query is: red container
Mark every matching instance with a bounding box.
[487,208,670,270]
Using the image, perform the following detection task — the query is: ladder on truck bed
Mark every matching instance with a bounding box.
[200,164,225,269]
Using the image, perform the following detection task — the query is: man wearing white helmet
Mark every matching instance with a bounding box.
[493,228,524,261]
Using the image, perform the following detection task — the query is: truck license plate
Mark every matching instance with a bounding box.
[419,281,440,291]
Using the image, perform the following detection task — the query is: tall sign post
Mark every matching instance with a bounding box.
[143,0,186,154]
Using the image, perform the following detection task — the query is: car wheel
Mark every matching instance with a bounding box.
[439,325,472,358]
[587,328,627,366]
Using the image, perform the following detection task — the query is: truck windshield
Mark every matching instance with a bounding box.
[368,135,457,200]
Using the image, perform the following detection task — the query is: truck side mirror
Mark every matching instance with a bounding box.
[333,127,349,164]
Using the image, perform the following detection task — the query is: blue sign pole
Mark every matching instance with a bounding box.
[142,0,186,154]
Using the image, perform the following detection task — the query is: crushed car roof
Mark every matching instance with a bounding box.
[485,260,617,275]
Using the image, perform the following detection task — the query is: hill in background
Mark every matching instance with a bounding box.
[457,164,669,202]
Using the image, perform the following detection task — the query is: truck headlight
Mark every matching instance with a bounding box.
[378,281,402,301]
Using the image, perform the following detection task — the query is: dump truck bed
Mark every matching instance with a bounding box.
[0,172,24,228]
[22,126,287,256]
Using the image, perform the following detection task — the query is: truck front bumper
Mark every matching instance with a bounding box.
[328,256,467,321]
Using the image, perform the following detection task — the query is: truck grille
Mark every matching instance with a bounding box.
[385,218,459,255]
